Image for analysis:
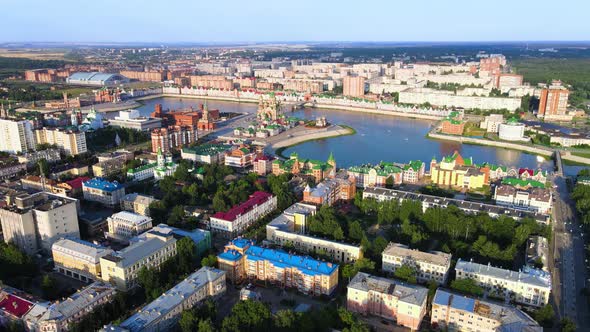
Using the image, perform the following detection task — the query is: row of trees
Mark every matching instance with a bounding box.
[86,127,150,152]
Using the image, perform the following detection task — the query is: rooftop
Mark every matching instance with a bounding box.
[102,234,175,268]
[52,238,112,264]
[211,191,274,222]
[455,259,551,288]
[246,245,338,276]
[383,242,451,267]
[83,178,124,192]
[108,211,152,226]
[348,272,428,307]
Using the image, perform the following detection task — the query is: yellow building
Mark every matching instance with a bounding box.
[429,151,488,190]
[100,231,177,290]
[52,238,114,282]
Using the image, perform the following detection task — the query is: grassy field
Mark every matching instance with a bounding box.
[0,49,69,61]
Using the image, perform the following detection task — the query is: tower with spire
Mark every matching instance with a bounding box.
[157,147,165,168]
[327,152,336,177]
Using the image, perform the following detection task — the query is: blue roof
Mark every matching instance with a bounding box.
[433,289,475,313]
[83,178,124,192]
[245,245,338,276]
[230,238,255,249]
[218,250,242,262]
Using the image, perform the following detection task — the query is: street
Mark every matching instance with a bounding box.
[551,175,589,327]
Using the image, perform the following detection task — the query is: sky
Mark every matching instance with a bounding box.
[0,0,588,43]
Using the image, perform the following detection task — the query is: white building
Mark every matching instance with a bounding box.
[398,90,521,111]
[494,185,552,214]
[266,203,363,263]
[0,119,36,154]
[209,191,277,237]
[455,259,551,307]
[104,267,226,332]
[126,163,156,181]
[109,109,162,131]
[431,289,542,332]
[382,242,451,285]
[107,211,153,241]
[82,178,125,208]
[498,120,528,142]
[479,114,504,133]
[24,282,117,332]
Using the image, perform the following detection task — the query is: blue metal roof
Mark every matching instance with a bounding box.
[83,178,124,192]
[230,238,255,249]
[218,250,242,262]
[245,245,338,276]
[433,289,475,313]
[68,72,126,83]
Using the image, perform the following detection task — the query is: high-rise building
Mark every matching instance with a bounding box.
[343,76,366,97]
[151,126,198,154]
[0,119,36,154]
[35,128,87,156]
[538,80,569,118]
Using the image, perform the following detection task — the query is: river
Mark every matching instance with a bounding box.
[126,96,584,176]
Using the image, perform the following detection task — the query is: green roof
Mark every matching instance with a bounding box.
[502,177,545,189]
[183,144,232,156]
[127,162,157,174]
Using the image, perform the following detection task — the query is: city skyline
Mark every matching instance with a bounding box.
[1,0,589,43]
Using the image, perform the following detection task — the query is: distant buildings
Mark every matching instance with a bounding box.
[82,178,125,208]
[209,191,277,237]
[107,211,153,241]
[151,126,198,154]
[538,80,570,120]
[217,239,339,296]
[119,69,165,82]
[455,259,551,307]
[431,289,541,331]
[109,109,162,132]
[66,72,129,86]
[0,119,36,154]
[0,192,80,254]
[35,128,87,156]
[399,90,521,111]
[100,230,177,291]
[347,272,428,330]
[105,267,226,332]
[440,111,465,135]
[52,238,113,282]
[266,203,363,263]
[382,242,452,285]
[272,152,336,183]
[190,75,233,90]
[343,76,366,97]
[120,193,158,216]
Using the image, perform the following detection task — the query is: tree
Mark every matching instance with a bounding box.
[560,318,576,332]
[137,266,163,301]
[534,304,555,328]
[201,254,218,267]
[168,205,186,226]
[174,163,192,182]
[38,159,49,177]
[393,264,417,284]
[450,278,484,297]
[198,318,216,332]
[371,236,388,257]
[274,309,297,331]
[221,300,272,332]
[41,275,57,299]
[333,227,344,240]
[149,201,168,225]
[176,237,197,274]
[179,310,197,332]
[348,220,364,242]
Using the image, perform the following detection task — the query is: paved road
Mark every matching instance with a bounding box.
[551,175,589,327]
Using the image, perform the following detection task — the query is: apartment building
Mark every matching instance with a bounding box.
[494,184,552,214]
[209,191,277,237]
[217,239,339,296]
[120,193,158,216]
[0,192,80,254]
[253,155,275,175]
[347,162,404,188]
[398,90,521,111]
[402,160,425,184]
[343,76,366,97]
[190,75,233,90]
[82,178,125,208]
[224,146,256,168]
[347,272,428,330]
[100,231,177,291]
[106,211,153,241]
[431,289,541,332]
[302,175,356,206]
[35,128,87,156]
[92,158,126,177]
[24,282,117,332]
[266,203,363,263]
[105,267,226,332]
[151,126,198,154]
[119,70,165,82]
[0,119,36,154]
[538,80,569,119]
[52,238,113,282]
[382,242,452,285]
[455,259,551,307]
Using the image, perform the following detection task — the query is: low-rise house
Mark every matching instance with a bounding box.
[347,272,428,330]
[347,162,403,188]
[120,193,158,216]
[382,242,451,285]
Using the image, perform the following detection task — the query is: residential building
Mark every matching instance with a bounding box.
[343,76,366,97]
[106,211,153,241]
[52,238,113,282]
[120,193,158,216]
[398,90,521,111]
[224,146,256,168]
[479,114,504,133]
[347,162,403,188]
[126,162,156,181]
[49,163,89,180]
[217,239,339,296]
[99,231,177,291]
[538,80,569,119]
[431,289,541,332]
[362,187,549,224]
[347,272,428,330]
[526,236,549,272]
[209,191,277,237]
[105,267,226,332]
[17,149,62,166]
[272,152,336,183]
[190,75,233,90]
[253,155,275,175]
[21,175,69,196]
[302,175,356,206]
[92,158,126,177]
[0,162,27,180]
[402,160,425,184]
[82,178,125,208]
[266,203,363,263]
[181,143,234,164]
[66,72,129,86]
[151,126,198,154]
[35,128,87,156]
[119,70,165,82]
[382,242,451,285]
[0,119,36,154]
[24,282,117,332]
[131,224,211,258]
[0,192,80,253]
[455,259,551,307]
[440,111,465,135]
[430,151,488,190]
[494,183,552,214]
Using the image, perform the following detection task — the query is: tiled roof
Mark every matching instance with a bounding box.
[211,192,273,222]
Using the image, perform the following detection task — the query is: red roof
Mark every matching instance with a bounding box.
[518,168,534,176]
[254,155,275,162]
[0,294,34,318]
[66,176,91,190]
[211,191,273,222]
